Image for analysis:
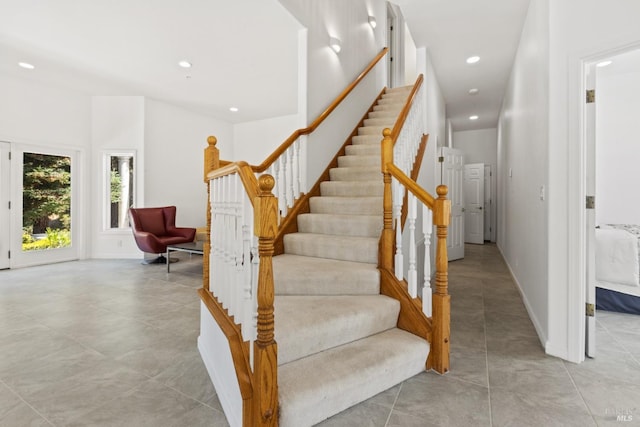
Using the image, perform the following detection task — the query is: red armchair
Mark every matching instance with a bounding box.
[128,206,196,264]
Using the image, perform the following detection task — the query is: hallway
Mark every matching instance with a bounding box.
[1,245,639,426]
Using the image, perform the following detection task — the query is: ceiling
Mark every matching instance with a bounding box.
[394,0,531,131]
[0,0,532,131]
[0,0,302,123]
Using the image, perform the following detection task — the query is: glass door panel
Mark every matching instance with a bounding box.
[22,152,72,252]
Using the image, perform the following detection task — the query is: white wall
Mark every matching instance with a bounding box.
[453,128,498,242]
[0,73,91,149]
[0,72,92,264]
[233,114,300,165]
[595,66,640,225]
[547,0,640,361]
[279,0,387,189]
[404,22,418,85]
[497,0,549,351]
[144,99,233,229]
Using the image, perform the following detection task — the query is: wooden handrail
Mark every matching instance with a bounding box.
[249,47,389,173]
[390,74,424,142]
[387,162,435,208]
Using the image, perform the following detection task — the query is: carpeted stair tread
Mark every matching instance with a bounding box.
[297,213,382,237]
[283,233,378,263]
[278,328,430,427]
[309,196,382,215]
[275,295,399,365]
[273,254,379,295]
[320,180,383,197]
[329,166,380,182]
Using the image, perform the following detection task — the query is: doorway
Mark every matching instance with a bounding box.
[440,147,464,261]
[583,47,640,358]
[464,163,484,244]
[10,144,80,268]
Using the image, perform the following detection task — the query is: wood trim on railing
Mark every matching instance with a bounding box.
[207,161,260,205]
[386,162,436,208]
[390,74,424,143]
[249,48,389,173]
[273,88,387,255]
[380,268,432,343]
[252,175,279,426]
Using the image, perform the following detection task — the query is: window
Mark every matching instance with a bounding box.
[104,151,135,230]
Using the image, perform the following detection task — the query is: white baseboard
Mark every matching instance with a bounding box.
[496,244,549,350]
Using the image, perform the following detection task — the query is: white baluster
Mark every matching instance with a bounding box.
[408,193,417,298]
[282,152,290,215]
[422,208,433,317]
[293,140,301,197]
[279,158,289,217]
[393,178,404,280]
[286,146,294,208]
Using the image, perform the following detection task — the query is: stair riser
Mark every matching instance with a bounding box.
[352,135,382,145]
[297,214,382,237]
[358,126,387,136]
[329,168,380,182]
[363,118,395,127]
[273,254,380,295]
[367,110,398,119]
[345,144,381,156]
[309,197,383,215]
[275,295,399,365]
[284,234,378,264]
[337,155,379,167]
[320,181,383,197]
[278,329,430,427]
[373,104,403,112]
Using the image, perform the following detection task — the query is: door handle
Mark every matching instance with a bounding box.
[479,206,483,210]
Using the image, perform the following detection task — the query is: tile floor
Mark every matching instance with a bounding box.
[1,244,639,426]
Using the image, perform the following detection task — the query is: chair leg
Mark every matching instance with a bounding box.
[141,254,178,265]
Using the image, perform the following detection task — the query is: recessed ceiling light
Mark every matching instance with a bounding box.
[18,62,35,70]
[468,88,479,95]
[178,60,192,68]
[466,56,480,64]
[596,60,612,68]
[229,107,239,112]
[469,115,479,120]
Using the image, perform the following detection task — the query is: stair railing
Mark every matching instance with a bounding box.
[380,76,451,374]
[201,137,278,426]
[199,49,390,427]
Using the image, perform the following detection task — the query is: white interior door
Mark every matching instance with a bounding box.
[484,165,492,241]
[0,142,10,269]
[441,147,464,261]
[585,63,597,358]
[464,163,484,244]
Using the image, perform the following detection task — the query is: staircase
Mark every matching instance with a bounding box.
[272,86,430,426]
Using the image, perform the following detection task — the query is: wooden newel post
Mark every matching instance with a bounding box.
[380,128,394,270]
[252,174,279,426]
[429,184,451,374]
[203,136,220,292]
